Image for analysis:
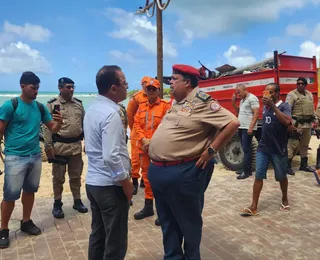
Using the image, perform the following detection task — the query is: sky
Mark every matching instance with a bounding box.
[0,0,320,92]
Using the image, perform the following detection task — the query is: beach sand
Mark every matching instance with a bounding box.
[0,136,318,200]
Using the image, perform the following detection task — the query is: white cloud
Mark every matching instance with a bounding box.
[264,52,274,59]
[108,50,139,63]
[170,0,318,42]
[223,45,256,68]
[311,23,320,41]
[299,41,320,61]
[3,21,52,42]
[106,8,177,58]
[285,23,310,37]
[0,41,51,74]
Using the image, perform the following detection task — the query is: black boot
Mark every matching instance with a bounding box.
[140,178,145,188]
[134,199,154,220]
[52,200,64,219]
[73,199,88,213]
[287,159,295,175]
[316,148,320,170]
[237,172,250,179]
[132,178,138,195]
[155,218,161,226]
[299,157,314,172]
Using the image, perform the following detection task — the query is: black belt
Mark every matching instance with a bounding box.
[52,133,84,144]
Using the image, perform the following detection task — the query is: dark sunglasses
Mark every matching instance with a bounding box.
[297,82,306,86]
[61,85,75,90]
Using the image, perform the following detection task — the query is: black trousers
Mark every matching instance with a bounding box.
[86,184,129,260]
[148,159,214,260]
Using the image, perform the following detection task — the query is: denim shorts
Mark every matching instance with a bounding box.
[3,153,42,201]
[255,151,287,182]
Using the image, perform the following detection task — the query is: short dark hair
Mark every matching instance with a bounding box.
[20,71,40,85]
[267,83,280,93]
[182,74,198,88]
[96,65,121,95]
[297,77,308,85]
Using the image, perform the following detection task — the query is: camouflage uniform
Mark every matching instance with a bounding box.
[118,103,128,143]
[286,89,317,173]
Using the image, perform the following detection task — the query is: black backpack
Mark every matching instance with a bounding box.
[9,97,45,122]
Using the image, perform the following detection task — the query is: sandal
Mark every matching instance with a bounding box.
[280,203,290,212]
[313,170,320,185]
[240,207,259,216]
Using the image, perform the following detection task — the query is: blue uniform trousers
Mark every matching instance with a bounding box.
[148,159,214,260]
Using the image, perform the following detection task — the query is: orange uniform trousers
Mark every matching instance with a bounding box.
[131,139,141,179]
[139,152,153,199]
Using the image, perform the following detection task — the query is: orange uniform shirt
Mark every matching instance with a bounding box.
[133,98,170,152]
[127,90,148,139]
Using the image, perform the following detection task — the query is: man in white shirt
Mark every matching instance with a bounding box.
[84,65,133,260]
[232,84,260,179]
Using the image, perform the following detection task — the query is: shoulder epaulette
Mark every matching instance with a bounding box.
[118,103,125,109]
[74,97,82,103]
[196,91,211,102]
[47,98,57,103]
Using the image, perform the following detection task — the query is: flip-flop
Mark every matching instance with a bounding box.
[280,203,290,212]
[240,207,259,216]
[313,170,320,185]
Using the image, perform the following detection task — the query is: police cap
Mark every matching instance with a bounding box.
[58,77,74,86]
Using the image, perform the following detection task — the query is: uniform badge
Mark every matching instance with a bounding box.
[180,101,195,113]
[196,91,210,102]
[210,102,221,112]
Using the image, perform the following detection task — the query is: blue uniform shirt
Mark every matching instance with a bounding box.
[258,101,291,156]
[0,97,52,155]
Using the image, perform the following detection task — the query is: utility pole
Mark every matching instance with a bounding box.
[135,0,171,98]
[156,1,163,98]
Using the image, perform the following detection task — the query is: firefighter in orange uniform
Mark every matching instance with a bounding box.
[127,76,150,194]
[133,78,170,222]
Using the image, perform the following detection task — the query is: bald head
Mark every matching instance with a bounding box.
[236,84,246,90]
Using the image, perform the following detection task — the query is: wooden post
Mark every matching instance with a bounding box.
[156,1,164,98]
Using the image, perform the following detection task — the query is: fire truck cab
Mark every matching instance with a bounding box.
[197,50,318,171]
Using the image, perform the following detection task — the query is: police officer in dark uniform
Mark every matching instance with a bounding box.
[148,64,239,259]
[43,77,88,218]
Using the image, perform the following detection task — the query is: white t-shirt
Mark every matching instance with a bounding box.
[238,93,260,130]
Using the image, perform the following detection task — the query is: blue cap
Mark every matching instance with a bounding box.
[58,77,74,85]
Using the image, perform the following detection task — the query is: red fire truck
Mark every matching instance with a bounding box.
[164,51,319,171]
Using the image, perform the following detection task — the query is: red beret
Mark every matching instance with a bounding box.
[172,64,200,77]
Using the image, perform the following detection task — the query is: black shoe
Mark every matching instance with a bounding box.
[287,159,295,175]
[140,178,145,188]
[52,200,64,219]
[235,170,243,175]
[134,199,154,220]
[299,157,314,172]
[132,178,138,195]
[155,218,161,226]
[237,173,250,180]
[73,199,88,213]
[0,229,9,248]
[20,220,41,236]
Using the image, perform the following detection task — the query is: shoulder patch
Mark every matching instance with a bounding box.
[210,101,221,112]
[196,91,211,102]
[47,98,57,103]
[118,103,125,109]
[74,97,82,103]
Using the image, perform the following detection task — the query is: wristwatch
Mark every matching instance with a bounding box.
[208,146,217,155]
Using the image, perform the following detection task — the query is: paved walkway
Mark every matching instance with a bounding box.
[1,167,320,260]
